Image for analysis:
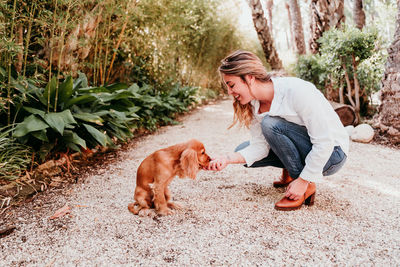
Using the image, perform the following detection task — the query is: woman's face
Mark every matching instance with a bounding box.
[222,74,253,105]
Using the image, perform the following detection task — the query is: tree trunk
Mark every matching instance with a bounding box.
[265,0,273,36]
[288,0,306,55]
[285,2,294,51]
[353,0,366,30]
[352,55,361,120]
[377,0,400,144]
[342,60,361,123]
[334,0,345,29]
[248,0,283,70]
[309,0,345,54]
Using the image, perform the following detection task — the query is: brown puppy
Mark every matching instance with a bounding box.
[128,139,211,216]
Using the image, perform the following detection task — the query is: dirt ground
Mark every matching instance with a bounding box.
[1,99,399,266]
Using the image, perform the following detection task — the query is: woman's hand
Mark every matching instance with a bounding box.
[285,177,309,200]
[207,156,229,171]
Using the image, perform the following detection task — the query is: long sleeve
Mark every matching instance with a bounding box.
[237,119,270,167]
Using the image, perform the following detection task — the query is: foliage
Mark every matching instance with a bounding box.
[0,0,233,172]
[0,0,244,91]
[0,65,40,127]
[294,54,328,93]
[0,126,32,181]
[295,26,386,117]
[357,49,388,98]
[8,73,198,161]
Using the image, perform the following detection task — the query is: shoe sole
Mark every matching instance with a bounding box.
[274,205,302,211]
[273,183,290,188]
[274,193,315,211]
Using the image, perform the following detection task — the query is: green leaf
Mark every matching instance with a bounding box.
[77,86,108,94]
[43,76,57,107]
[73,113,104,125]
[83,124,108,147]
[94,91,134,102]
[64,94,97,108]
[13,115,49,137]
[73,72,88,91]
[31,129,48,142]
[0,66,6,78]
[128,106,141,114]
[109,109,128,121]
[63,130,87,149]
[43,110,77,135]
[58,76,73,105]
[92,110,110,117]
[105,83,128,92]
[59,109,77,125]
[23,107,46,118]
[127,83,140,94]
[66,142,80,152]
[43,112,66,135]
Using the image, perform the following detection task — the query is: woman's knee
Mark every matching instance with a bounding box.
[261,115,286,138]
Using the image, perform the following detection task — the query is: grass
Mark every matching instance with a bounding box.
[0,127,32,181]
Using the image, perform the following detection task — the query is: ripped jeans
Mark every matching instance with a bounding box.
[235,115,347,179]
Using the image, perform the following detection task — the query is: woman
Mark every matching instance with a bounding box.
[208,50,349,211]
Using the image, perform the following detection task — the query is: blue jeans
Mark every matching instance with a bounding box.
[235,115,347,178]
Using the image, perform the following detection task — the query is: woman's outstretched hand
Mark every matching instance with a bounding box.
[207,156,229,171]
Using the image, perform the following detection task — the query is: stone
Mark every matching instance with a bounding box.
[351,123,375,143]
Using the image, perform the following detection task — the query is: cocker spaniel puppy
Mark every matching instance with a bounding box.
[128,139,211,216]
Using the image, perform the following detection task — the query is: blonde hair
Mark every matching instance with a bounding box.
[218,50,272,128]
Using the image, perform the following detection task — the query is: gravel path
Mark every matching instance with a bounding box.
[1,99,400,266]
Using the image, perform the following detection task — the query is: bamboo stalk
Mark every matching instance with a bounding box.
[55,0,73,112]
[105,4,130,84]
[98,40,103,85]
[99,61,103,84]
[48,0,58,113]
[23,1,37,78]
[97,9,105,85]
[102,5,113,85]
[16,25,23,73]
[7,0,17,126]
[93,22,100,85]
[49,0,58,82]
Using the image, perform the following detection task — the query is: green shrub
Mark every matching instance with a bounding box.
[295,26,386,117]
[294,54,328,93]
[0,127,32,181]
[10,74,198,160]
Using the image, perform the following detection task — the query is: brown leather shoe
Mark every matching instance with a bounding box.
[274,182,316,211]
[273,169,294,188]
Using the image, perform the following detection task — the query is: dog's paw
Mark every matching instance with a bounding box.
[138,208,156,217]
[128,203,140,215]
[167,201,184,210]
[157,208,174,216]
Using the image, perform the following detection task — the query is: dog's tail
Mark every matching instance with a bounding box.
[128,202,141,215]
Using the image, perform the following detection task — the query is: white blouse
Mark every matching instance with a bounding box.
[237,77,349,182]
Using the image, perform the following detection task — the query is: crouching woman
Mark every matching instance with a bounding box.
[208,50,349,211]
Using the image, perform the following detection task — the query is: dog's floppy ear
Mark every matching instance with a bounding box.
[180,148,198,179]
